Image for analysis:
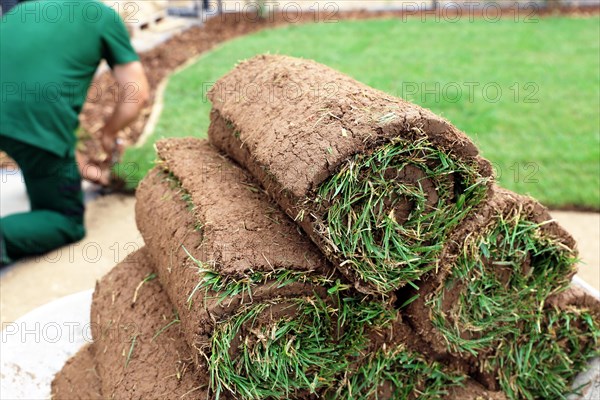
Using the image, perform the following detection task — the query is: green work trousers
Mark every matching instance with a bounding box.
[0,136,85,263]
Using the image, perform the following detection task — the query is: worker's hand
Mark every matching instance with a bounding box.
[99,129,123,164]
[76,151,111,186]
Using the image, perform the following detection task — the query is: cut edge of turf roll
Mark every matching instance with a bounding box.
[326,342,467,400]
[184,230,406,399]
[407,187,577,355]
[310,134,490,294]
[208,294,386,399]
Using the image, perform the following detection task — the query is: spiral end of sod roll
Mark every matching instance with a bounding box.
[314,136,490,294]
[207,290,396,399]
[428,210,578,357]
[419,207,599,399]
[329,344,466,400]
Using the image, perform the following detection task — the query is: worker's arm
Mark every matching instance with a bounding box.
[100,61,149,156]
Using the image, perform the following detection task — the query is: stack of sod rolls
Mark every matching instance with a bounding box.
[208,55,494,295]
[134,138,481,399]
[53,55,598,400]
[207,55,599,398]
[52,138,506,400]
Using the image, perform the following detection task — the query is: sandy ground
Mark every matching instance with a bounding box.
[0,193,597,325]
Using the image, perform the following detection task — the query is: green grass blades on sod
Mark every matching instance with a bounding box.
[209,298,343,399]
[208,295,396,399]
[120,16,600,208]
[184,244,340,306]
[428,210,577,357]
[328,344,465,400]
[186,248,398,399]
[488,306,600,400]
[314,137,489,293]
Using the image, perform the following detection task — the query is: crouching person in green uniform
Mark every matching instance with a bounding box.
[0,0,149,265]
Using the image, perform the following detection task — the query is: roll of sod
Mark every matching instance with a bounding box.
[488,288,600,400]
[135,138,344,366]
[405,188,599,398]
[407,188,577,356]
[208,55,494,294]
[51,344,102,400]
[90,249,210,399]
[135,138,474,399]
[327,342,466,400]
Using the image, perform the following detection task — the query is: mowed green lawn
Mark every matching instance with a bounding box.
[121,16,600,209]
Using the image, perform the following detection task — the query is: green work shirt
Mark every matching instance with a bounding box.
[0,0,139,157]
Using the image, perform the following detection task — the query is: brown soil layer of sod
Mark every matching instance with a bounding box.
[548,284,600,310]
[445,381,507,400]
[88,249,209,399]
[208,54,494,294]
[51,344,102,400]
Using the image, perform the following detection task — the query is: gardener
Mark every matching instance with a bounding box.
[0,0,149,265]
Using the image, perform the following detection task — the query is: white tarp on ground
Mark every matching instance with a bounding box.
[0,290,93,400]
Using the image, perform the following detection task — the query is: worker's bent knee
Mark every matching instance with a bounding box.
[1,211,86,261]
[70,222,86,243]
